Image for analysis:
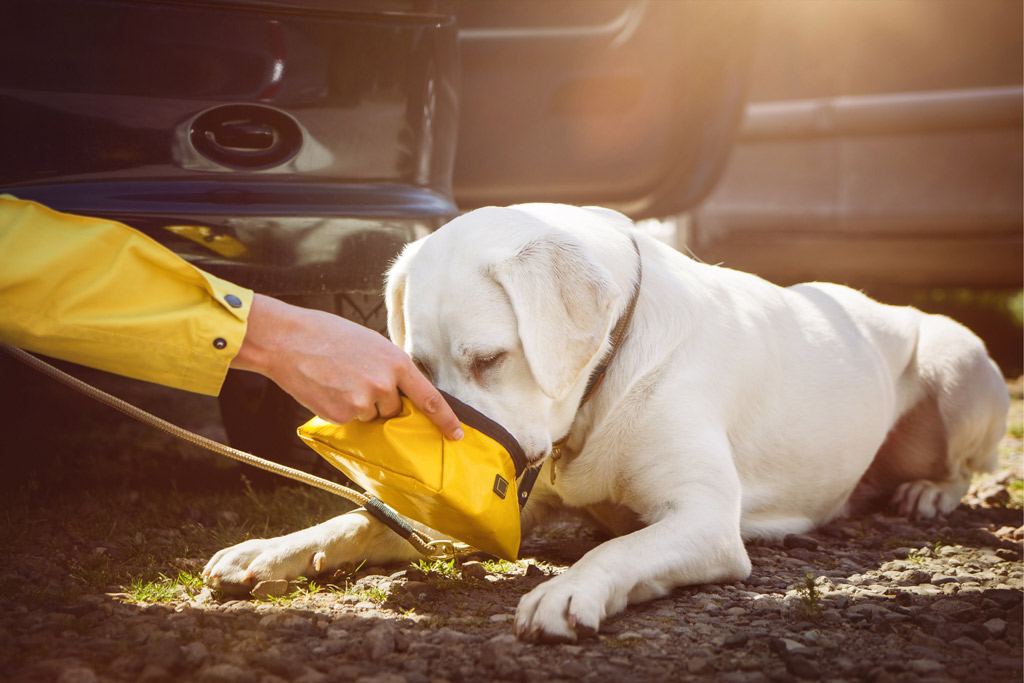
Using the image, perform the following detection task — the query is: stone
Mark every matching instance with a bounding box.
[493,655,520,680]
[687,658,713,675]
[363,622,397,661]
[57,668,99,683]
[144,633,182,671]
[139,664,173,683]
[785,656,821,679]
[406,642,443,659]
[783,534,820,551]
[249,652,304,679]
[982,588,1023,609]
[460,561,489,580]
[724,633,750,649]
[482,633,521,662]
[181,641,209,668]
[354,674,405,683]
[390,568,425,582]
[846,602,893,621]
[560,659,590,678]
[258,612,312,631]
[431,627,482,644]
[930,573,959,585]
[906,583,944,597]
[197,664,255,683]
[908,659,946,676]
[901,570,932,585]
[525,563,546,578]
[951,636,987,653]
[401,581,439,600]
[250,580,289,600]
[983,618,1008,637]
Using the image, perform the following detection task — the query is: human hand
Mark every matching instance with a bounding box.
[230,294,463,440]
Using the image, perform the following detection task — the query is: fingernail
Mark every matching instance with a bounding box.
[453,427,464,441]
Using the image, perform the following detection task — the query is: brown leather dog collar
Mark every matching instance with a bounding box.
[546,233,643,484]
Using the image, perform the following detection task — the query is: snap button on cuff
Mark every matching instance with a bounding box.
[224,294,243,308]
[213,337,228,350]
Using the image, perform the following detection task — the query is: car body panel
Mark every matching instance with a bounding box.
[691,0,1023,291]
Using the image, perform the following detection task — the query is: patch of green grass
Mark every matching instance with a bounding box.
[1008,290,1024,327]
[795,573,824,621]
[289,578,325,599]
[257,578,327,605]
[124,570,204,603]
[68,552,114,591]
[350,584,390,603]
[913,288,1023,323]
[479,558,526,574]
[815,557,841,570]
[413,558,459,578]
[1007,478,1024,507]
[598,635,643,649]
[252,570,401,606]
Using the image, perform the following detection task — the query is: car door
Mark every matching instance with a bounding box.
[453,0,758,219]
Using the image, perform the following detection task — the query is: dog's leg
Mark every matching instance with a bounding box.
[514,448,751,643]
[203,510,426,594]
[206,463,564,596]
[515,510,750,642]
[874,315,1008,520]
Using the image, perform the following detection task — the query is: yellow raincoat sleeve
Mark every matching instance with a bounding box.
[0,195,253,395]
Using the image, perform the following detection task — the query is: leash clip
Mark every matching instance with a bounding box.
[549,443,565,485]
[425,540,458,560]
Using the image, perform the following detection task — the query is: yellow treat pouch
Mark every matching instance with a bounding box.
[297,392,533,560]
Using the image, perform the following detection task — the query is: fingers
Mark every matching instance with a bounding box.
[398,366,463,441]
[234,295,462,438]
[355,406,380,423]
[356,395,403,423]
[375,393,404,420]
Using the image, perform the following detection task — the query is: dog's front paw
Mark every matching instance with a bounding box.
[514,572,614,643]
[203,537,322,595]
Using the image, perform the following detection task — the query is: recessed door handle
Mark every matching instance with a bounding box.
[208,120,276,151]
[190,104,301,169]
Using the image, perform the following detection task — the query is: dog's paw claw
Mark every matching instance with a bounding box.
[891,479,964,520]
[514,574,606,643]
[202,537,312,595]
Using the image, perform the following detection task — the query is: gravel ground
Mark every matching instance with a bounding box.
[0,364,1021,683]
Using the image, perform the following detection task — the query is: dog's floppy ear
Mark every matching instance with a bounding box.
[490,236,619,400]
[384,239,424,349]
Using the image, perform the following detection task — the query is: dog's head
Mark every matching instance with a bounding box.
[385,204,636,464]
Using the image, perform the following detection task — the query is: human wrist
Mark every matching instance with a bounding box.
[231,293,290,375]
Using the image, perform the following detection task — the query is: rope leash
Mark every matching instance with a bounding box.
[1,342,456,560]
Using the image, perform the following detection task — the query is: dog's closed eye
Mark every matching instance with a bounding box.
[470,352,507,381]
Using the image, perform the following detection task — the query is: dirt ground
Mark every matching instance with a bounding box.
[0,358,1021,682]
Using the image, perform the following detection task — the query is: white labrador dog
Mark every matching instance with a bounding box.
[205,203,1009,642]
